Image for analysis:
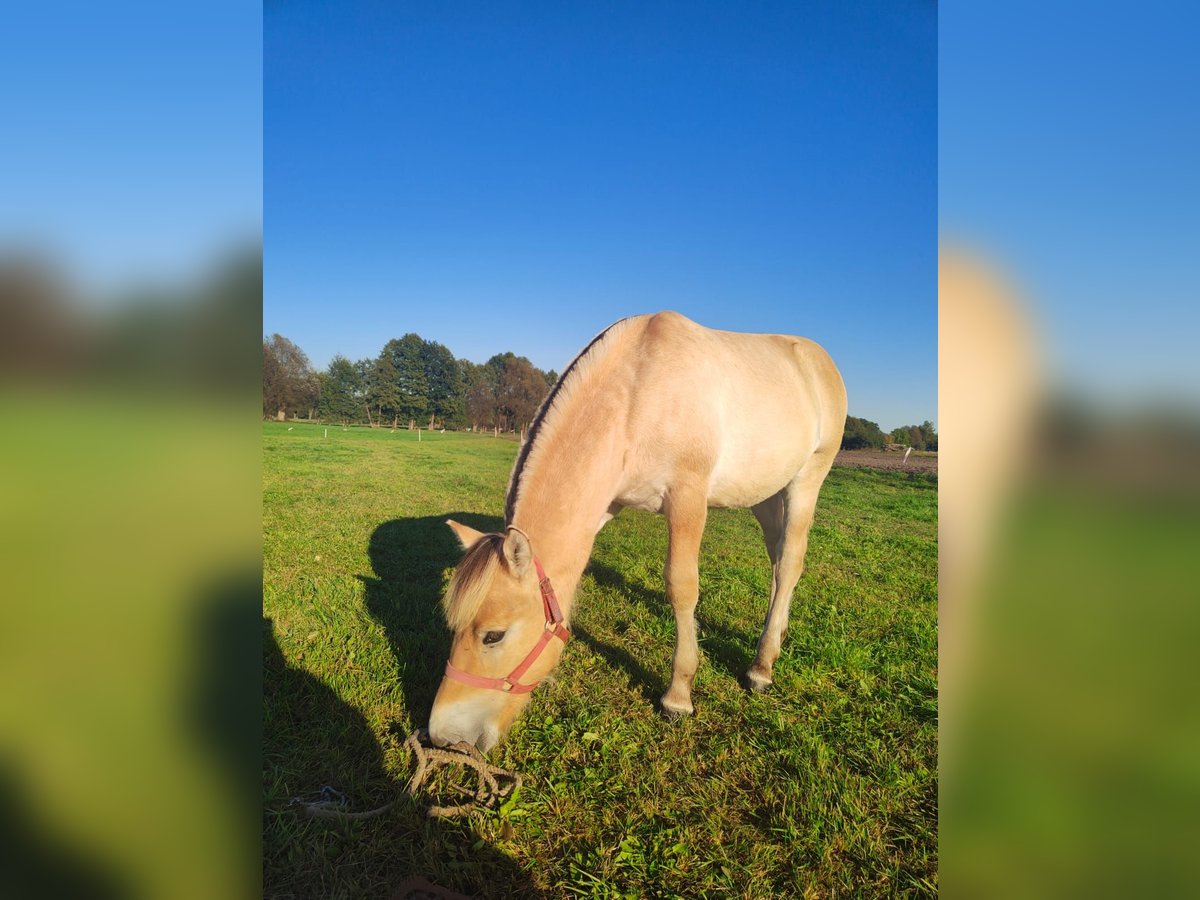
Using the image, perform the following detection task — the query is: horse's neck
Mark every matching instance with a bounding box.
[509,422,623,616]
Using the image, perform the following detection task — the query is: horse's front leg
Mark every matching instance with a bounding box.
[660,482,708,717]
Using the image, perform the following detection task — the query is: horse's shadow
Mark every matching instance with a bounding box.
[361,512,502,729]
[584,559,760,689]
[263,614,542,898]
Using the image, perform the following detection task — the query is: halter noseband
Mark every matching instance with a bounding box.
[443,547,570,695]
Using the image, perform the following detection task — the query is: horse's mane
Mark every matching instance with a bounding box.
[504,316,637,523]
[447,317,634,631]
[442,533,505,632]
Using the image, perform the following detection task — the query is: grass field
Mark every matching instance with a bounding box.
[263,422,938,898]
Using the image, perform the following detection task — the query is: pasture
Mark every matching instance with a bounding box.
[263,422,937,898]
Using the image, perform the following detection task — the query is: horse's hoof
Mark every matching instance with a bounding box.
[743,669,773,693]
[660,696,694,718]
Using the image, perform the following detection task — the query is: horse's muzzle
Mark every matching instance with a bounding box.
[428,698,499,752]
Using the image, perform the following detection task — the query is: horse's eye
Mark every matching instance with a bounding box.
[482,630,506,646]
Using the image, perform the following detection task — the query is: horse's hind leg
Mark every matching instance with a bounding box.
[747,489,786,691]
[660,480,708,717]
[745,455,834,691]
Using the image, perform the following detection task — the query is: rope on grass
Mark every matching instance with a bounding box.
[289,730,522,820]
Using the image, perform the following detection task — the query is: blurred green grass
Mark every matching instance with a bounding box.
[944,481,1200,899]
[263,421,938,898]
[0,388,260,899]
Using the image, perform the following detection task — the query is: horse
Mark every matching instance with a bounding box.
[427,311,847,751]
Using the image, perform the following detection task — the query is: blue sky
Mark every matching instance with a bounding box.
[0,2,261,296]
[6,3,1192,427]
[265,2,936,432]
[940,2,1200,408]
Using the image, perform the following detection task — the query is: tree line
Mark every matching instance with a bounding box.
[263,333,558,432]
[264,333,934,447]
[841,415,937,451]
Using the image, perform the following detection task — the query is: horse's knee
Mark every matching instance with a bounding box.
[664,563,699,609]
[666,584,698,614]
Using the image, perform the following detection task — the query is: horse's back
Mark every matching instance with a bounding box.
[616,311,846,509]
[627,311,844,437]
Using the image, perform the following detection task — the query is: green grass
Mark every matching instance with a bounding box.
[263,421,937,898]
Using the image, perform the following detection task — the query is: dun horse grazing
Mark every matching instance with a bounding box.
[428,311,847,751]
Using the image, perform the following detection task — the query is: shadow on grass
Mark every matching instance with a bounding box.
[584,560,761,687]
[362,512,504,727]
[263,616,542,899]
[0,761,133,899]
[568,619,666,706]
[191,568,262,812]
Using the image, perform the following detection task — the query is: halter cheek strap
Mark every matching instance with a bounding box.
[443,556,570,694]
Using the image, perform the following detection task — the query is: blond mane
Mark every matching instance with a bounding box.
[442,533,505,632]
[505,316,639,522]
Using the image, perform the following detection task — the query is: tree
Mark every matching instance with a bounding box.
[317,355,363,423]
[367,351,401,423]
[420,339,464,429]
[887,420,938,450]
[462,360,498,430]
[502,357,549,431]
[919,420,937,451]
[378,334,429,424]
[841,415,887,450]
[263,334,318,419]
[354,357,373,388]
[486,352,550,432]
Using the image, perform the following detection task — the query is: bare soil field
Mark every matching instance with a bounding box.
[835,448,938,474]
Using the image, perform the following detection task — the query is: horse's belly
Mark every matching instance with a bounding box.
[615,483,667,513]
[706,476,787,509]
[619,472,790,512]
[706,442,811,509]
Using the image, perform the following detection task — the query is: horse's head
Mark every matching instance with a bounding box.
[427,520,567,752]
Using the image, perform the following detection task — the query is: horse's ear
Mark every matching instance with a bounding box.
[502,527,532,577]
[446,519,485,550]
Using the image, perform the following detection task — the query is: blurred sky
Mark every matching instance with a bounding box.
[264,1,936,432]
[0,1,262,296]
[940,1,1200,409]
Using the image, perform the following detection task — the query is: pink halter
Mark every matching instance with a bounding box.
[443,556,570,694]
